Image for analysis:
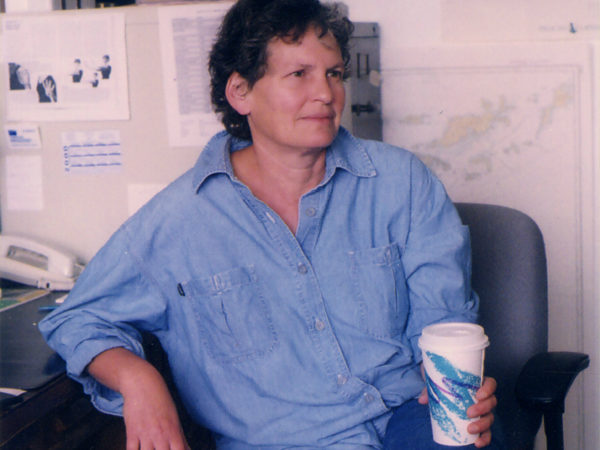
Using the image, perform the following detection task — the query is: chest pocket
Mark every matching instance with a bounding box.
[183,265,278,364]
[349,243,409,338]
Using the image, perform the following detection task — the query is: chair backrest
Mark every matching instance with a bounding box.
[455,203,548,449]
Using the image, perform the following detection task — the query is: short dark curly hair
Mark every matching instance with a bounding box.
[208,0,354,140]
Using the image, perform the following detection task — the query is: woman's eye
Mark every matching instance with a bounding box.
[328,70,343,79]
[291,70,304,77]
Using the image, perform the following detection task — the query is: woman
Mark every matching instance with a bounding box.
[40,1,499,448]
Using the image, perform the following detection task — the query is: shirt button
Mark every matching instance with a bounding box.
[363,393,374,403]
[297,263,308,274]
[315,318,326,331]
[305,207,317,217]
[337,374,348,385]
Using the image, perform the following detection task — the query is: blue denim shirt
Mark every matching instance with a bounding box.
[40,128,478,449]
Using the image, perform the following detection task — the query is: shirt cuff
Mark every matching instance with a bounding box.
[66,337,145,416]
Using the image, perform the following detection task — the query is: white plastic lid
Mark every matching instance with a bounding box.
[418,322,489,352]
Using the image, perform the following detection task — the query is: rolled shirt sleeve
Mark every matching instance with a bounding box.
[39,226,168,416]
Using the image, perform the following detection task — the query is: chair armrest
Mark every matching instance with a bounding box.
[515,351,590,413]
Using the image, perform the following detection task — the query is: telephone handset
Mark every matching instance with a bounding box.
[0,234,84,291]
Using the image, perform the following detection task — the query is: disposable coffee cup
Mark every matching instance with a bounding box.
[418,322,489,446]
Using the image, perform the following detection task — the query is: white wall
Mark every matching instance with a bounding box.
[342,1,599,448]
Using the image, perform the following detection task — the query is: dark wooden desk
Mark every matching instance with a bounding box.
[0,290,214,450]
[1,373,125,449]
[0,290,65,391]
[0,290,126,449]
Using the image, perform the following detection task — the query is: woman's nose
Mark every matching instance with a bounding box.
[312,75,334,103]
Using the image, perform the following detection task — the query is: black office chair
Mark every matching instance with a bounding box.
[455,202,589,450]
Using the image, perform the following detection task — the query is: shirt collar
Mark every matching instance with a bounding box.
[191,130,244,191]
[191,127,377,192]
[325,127,377,180]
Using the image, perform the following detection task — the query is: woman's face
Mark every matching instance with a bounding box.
[243,27,346,155]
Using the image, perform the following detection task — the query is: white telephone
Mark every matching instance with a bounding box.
[0,235,84,291]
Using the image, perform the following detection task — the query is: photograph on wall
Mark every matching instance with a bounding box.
[2,13,129,121]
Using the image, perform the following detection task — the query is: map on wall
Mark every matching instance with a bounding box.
[382,43,593,214]
[386,66,578,192]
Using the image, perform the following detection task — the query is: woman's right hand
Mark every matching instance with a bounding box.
[88,347,190,450]
[121,366,190,450]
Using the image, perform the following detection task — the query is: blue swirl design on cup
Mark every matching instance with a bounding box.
[425,351,481,444]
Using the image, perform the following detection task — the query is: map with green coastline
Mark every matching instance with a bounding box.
[385,67,577,190]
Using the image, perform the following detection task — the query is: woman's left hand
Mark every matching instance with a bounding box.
[418,376,498,448]
[466,377,497,448]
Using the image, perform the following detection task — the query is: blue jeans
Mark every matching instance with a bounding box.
[383,400,505,449]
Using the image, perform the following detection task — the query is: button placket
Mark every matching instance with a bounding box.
[286,206,355,399]
[295,188,323,251]
[239,180,357,400]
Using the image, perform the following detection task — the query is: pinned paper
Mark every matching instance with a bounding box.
[62,130,123,174]
[2,13,129,121]
[4,124,42,149]
[369,70,381,88]
[5,155,44,211]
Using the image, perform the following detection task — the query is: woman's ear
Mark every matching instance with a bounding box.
[225,72,251,115]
